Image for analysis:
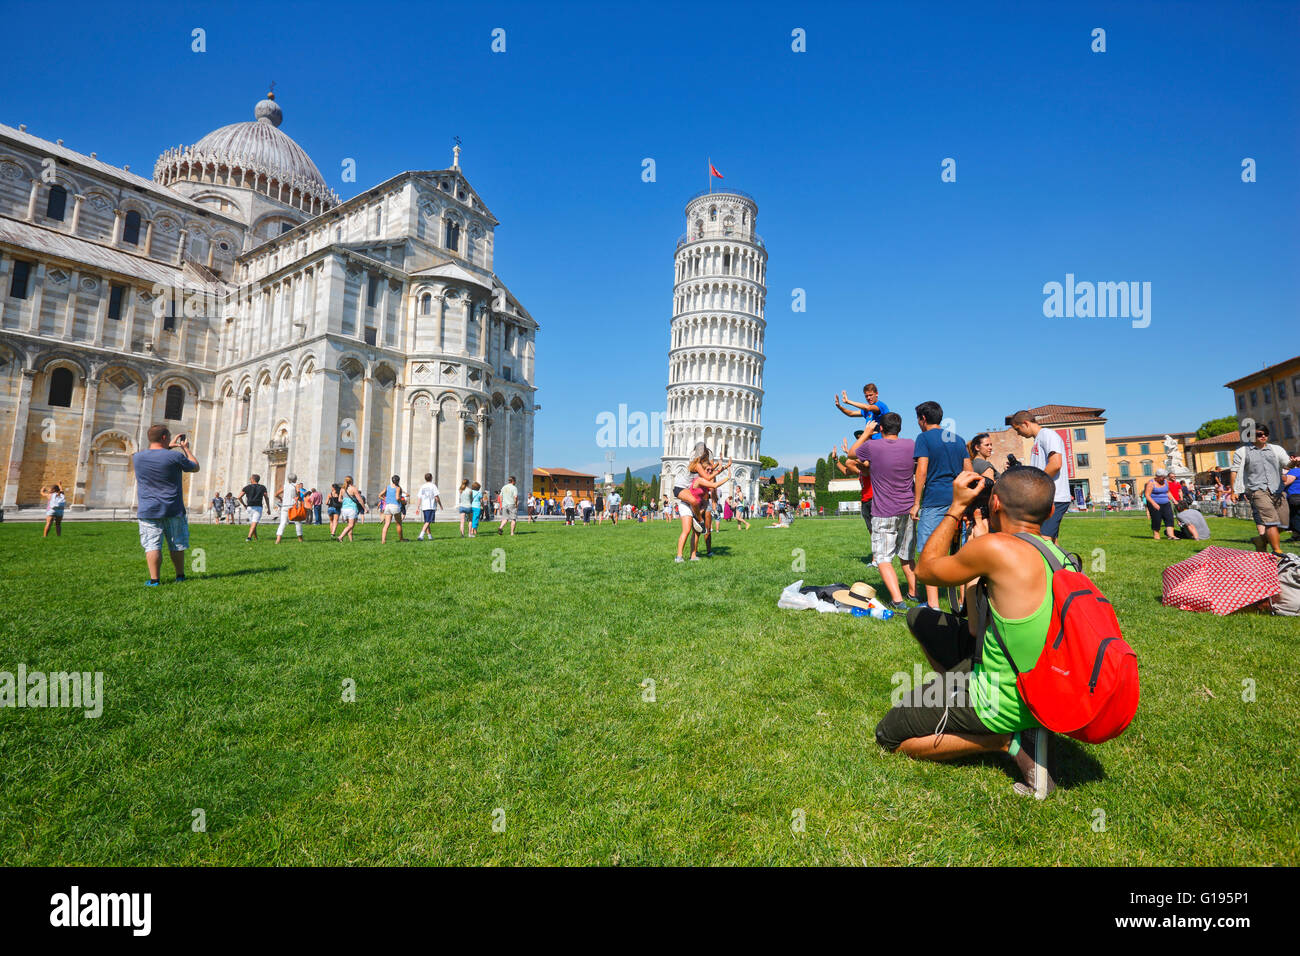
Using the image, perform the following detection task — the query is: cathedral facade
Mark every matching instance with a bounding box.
[0,93,537,514]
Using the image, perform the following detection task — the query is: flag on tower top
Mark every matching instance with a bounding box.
[709,162,723,179]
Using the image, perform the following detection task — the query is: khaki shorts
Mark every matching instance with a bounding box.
[871,514,914,563]
[1248,489,1289,528]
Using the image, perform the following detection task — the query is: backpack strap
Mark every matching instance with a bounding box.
[1013,532,1081,572]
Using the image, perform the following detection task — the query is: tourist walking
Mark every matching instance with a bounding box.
[497,475,519,536]
[224,491,237,523]
[132,424,200,586]
[457,478,472,537]
[563,491,576,526]
[326,483,343,535]
[239,473,269,542]
[211,492,224,524]
[335,475,365,541]
[417,473,441,541]
[470,481,484,536]
[381,475,407,543]
[309,487,323,525]
[275,473,306,543]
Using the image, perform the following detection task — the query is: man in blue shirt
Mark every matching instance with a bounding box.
[132,424,200,586]
[835,383,889,438]
[910,401,971,609]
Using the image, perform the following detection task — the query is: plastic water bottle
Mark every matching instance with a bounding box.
[851,606,893,620]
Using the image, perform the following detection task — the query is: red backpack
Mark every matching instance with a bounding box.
[982,533,1139,744]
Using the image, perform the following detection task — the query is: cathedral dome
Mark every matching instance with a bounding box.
[154,92,339,213]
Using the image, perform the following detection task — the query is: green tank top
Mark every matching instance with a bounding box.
[971,535,1068,732]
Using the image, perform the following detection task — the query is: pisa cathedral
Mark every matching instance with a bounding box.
[0,93,537,514]
[660,189,766,505]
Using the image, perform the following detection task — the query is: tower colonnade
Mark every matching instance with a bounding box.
[660,189,766,505]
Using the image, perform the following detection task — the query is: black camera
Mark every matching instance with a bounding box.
[963,474,993,522]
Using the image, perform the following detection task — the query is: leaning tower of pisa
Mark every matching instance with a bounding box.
[660,188,767,505]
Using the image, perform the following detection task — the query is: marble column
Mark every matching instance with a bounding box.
[454,409,467,493]
[2,369,36,507]
[70,371,100,507]
[25,180,39,222]
[69,194,84,234]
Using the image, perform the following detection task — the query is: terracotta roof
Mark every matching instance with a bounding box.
[1224,355,1300,389]
[1186,430,1240,448]
[1021,404,1106,425]
[534,467,596,478]
[776,474,818,484]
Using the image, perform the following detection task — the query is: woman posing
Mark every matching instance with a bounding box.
[675,457,733,562]
[42,484,66,538]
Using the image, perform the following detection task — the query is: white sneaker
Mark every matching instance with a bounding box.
[691,517,704,533]
[675,556,684,563]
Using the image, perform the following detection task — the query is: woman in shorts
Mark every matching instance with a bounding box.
[325,483,342,536]
[457,478,472,537]
[42,484,66,538]
[335,475,365,542]
[380,475,406,544]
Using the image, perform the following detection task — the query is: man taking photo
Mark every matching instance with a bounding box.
[132,424,200,587]
[874,465,1068,797]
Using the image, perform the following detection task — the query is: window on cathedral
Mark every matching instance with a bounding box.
[123,210,142,245]
[364,327,377,346]
[162,297,177,332]
[164,385,185,421]
[48,367,74,407]
[238,393,251,432]
[108,284,125,320]
[421,293,432,315]
[502,366,513,382]
[367,275,379,307]
[375,208,382,232]
[444,219,460,252]
[709,207,717,221]
[46,184,67,222]
[9,260,32,299]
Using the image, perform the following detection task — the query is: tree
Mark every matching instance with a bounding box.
[759,455,778,473]
[648,475,659,503]
[814,457,828,490]
[1196,416,1238,440]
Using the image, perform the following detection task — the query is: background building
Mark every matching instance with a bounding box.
[986,403,1108,503]
[1226,354,1300,446]
[1186,430,1240,481]
[1106,432,1196,495]
[0,93,538,514]
[660,188,766,506]
[531,467,595,502]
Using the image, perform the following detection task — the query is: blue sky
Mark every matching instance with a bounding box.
[6,0,1297,474]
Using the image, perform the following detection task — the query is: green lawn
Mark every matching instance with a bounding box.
[0,512,1296,865]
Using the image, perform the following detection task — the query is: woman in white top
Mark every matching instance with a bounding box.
[276,474,305,543]
[42,484,66,538]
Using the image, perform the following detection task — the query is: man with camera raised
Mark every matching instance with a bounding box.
[132,424,201,587]
[874,465,1067,797]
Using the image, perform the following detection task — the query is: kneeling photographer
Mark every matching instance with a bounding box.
[874,466,1069,797]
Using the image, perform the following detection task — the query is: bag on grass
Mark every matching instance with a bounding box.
[1273,554,1300,617]
[984,533,1139,744]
